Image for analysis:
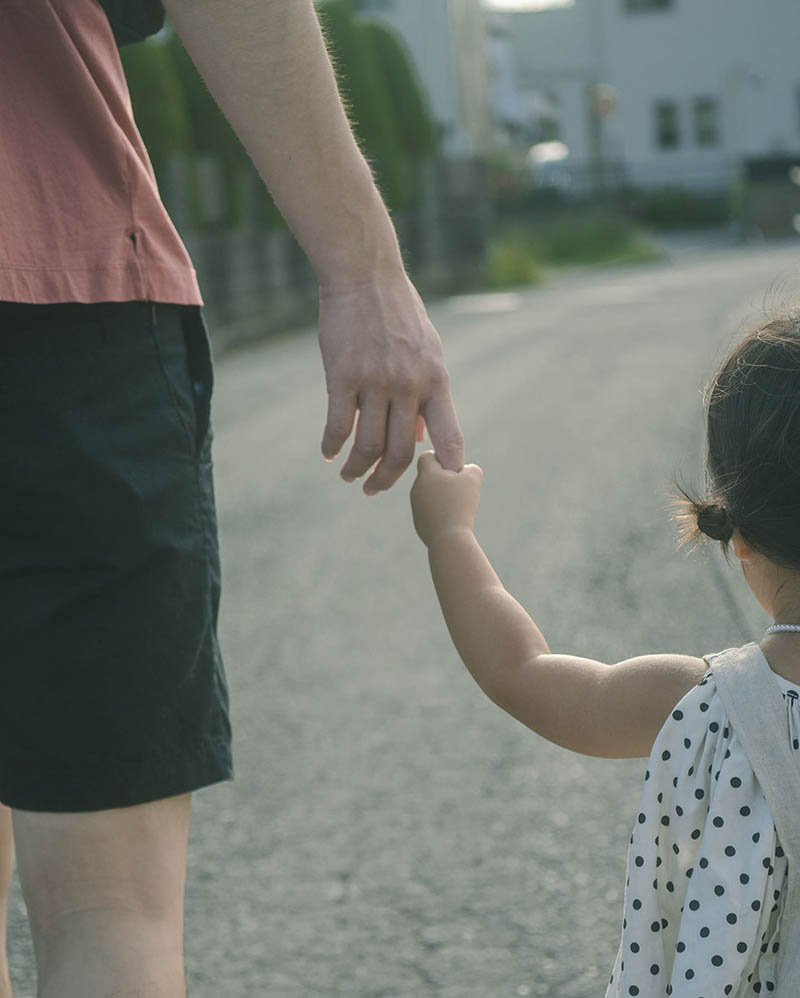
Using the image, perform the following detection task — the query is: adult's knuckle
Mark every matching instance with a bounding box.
[387,447,415,471]
[356,441,384,462]
[444,430,465,455]
[326,418,351,439]
[393,371,418,396]
[429,363,450,390]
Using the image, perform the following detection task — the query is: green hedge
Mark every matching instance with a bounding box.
[121,4,439,231]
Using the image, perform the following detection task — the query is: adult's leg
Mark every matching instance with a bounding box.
[12,792,190,998]
[0,803,13,998]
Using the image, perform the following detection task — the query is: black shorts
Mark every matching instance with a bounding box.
[0,300,234,813]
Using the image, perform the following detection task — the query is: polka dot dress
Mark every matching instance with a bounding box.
[605,666,800,997]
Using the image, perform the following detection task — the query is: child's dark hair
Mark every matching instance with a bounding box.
[672,306,800,570]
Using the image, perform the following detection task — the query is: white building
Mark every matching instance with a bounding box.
[351,0,494,159]
[497,0,800,192]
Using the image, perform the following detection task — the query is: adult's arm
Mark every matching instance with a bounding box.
[160,0,465,492]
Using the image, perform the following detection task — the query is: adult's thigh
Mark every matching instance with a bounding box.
[11,792,191,945]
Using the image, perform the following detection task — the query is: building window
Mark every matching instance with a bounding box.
[654,101,680,149]
[623,0,673,11]
[694,97,720,147]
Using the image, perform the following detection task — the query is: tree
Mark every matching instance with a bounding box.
[121,3,440,227]
[119,38,192,193]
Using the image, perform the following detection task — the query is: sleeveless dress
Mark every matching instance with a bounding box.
[605,647,800,997]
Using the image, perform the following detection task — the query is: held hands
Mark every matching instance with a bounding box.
[410,450,484,548]
[318,272,465,495]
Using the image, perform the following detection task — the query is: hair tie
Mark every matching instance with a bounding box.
[697,502,734,542]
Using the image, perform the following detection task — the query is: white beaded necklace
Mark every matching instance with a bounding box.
[764,624,800,635]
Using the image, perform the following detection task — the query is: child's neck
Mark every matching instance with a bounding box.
[760,632,800,684]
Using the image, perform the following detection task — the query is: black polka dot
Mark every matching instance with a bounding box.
[731,776,742,788]
[711,954,724,967]
[725,845,736,857]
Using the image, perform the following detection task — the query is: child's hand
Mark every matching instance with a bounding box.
[410,450,484,548]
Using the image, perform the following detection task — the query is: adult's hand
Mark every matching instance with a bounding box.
[318,271,465,495]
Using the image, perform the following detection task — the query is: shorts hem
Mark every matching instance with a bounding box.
[0,734,234,813]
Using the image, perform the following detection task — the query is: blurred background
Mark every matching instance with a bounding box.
[121,0,800,352]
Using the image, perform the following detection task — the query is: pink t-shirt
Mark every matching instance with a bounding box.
[0,0,203,305]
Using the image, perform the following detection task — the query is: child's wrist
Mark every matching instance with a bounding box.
[426,524,475,552]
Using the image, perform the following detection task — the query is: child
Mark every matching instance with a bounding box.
[410,308,800,997]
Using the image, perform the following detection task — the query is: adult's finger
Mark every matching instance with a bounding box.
[363,399,419,494]
[339,396,389,483]
[321,387,358,460]
[421,385,465,472]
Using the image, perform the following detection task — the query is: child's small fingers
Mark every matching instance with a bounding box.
[417,450,439,473]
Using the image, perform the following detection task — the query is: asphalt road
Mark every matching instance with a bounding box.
[7,242,800,997]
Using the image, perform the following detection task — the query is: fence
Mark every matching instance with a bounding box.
[159,153,495,354]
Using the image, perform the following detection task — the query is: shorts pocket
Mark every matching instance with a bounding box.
[147,302,202,462]
[179,305,215,461]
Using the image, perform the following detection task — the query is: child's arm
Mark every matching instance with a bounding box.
[410,452,708,759]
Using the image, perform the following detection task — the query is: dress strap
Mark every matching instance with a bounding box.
[707,642,800,997]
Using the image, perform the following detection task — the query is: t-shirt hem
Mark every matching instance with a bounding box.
[0,263,204,307]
